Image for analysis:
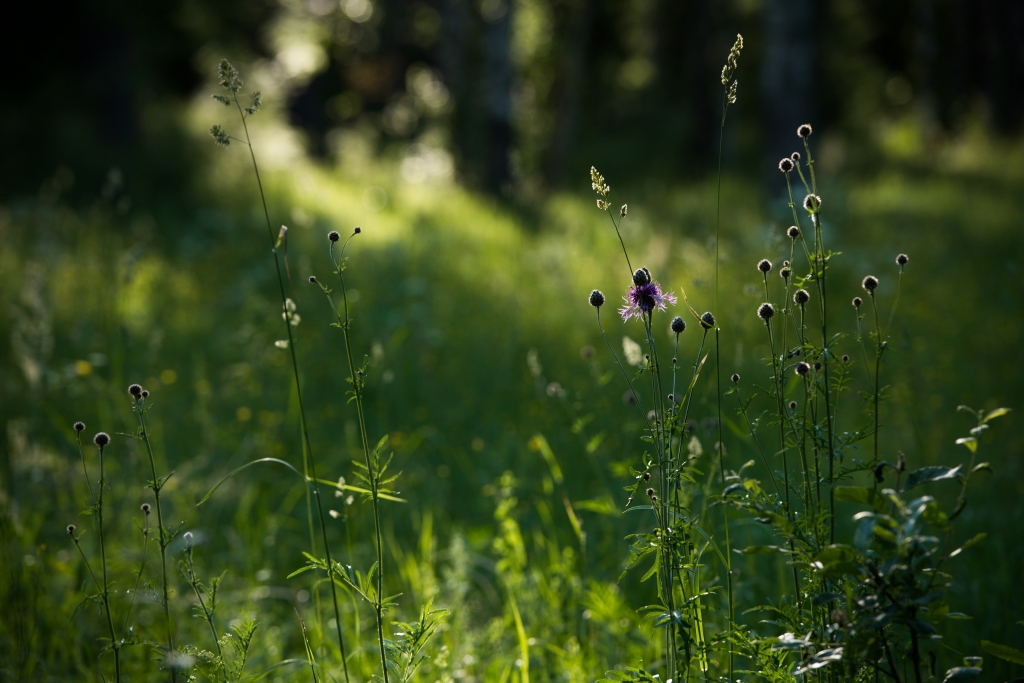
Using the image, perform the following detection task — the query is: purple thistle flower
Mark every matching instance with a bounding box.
[619,280,677,322]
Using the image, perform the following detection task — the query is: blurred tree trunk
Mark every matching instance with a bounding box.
[543,0,591,188]
[440,0,470,177]
[482,0,513,195]
[656,0,713,169]
[760,0,817,169]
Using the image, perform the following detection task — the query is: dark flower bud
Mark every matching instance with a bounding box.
[814,362,822,371]
[589,289,605,307]
[184,531,194,545]
[757,259,772,273]
[896,253,908,266]
[852,297,863,308]
[803,194,822,212]
[141,503,151,514]
[700,311,716,329]
[650,494,658,502]
[74,421,86,432]
[897,451,906,472]
[670,316,686,334]
[787,226,800,239]
[141,390,149,398]
[797,123,813,138]
[791,151,801,162]
[873,462,886,483]
[778,158,794,173]
[795,362,810,376]
[788,400,798,410]
[842,354,850,362]
[67,524,76,535]
[794,289,810,306]
[667,393,674,402]
[93,432,110,447]
[757,303,775,320]
[780,267,791,280]
[128,383,143,398]
[731,373,740,383]
[632,268,651,286]
[646,487,655,498]
[328,231,341,243]
[643,472,651,482]
[353,226,362,234]
[308,275,317,283]
[862,275,879,292]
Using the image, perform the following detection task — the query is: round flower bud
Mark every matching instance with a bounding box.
[803,194,822,212]
[862,275,879,292]
[184,531,194,545]
[128,383,143,398]
[141,503,151,514]
[780,267,791,280]
[896,253,909,266]
[778,158,794,173]
[645,487,655,498]
[141,390,149,398]
[328,231,341,243]
[589,289,605,307]
[787,225,800,239]
[795,362,811,376]
[842,354,850,363]
[308,275,317,283]
[353,226,362,234]
[814,362,822,371]
[643,472,651,482]
[757,259,772,273]
[67,524,76,536]
[74,421,86,432]
[731,373,740,383]
[852,297,863,308]
[632,268,651,286]
[794,289,810,306]
[788,400,798,410]
[700,311,716,329]
[757,303,775,320]
[670,316,686,334]
[93,432,110,447]
[797,123,813,138]
[791,151,801,162]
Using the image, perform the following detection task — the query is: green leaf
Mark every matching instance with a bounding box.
[955,437,977,453]
[949,532,986,559]
[197,458,310,506]
[902,465,962,492]
[982,641,1024,666]
[835,486,887,512]
[982,407,1011,423]
[943,668,982,683]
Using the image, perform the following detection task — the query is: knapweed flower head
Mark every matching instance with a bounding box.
[354,226,362,234]
[795,361,811,376]
[757,259,772,274]
[778,157,794,173]
[757,302,775,320]
[619,270,676,322]
[700,311,716,330]
[852,296,863,308]
[184,531,194,546]
[862,275,879,292]
[780,266,791,280]
[141,390,149,398]
[328,230,341,242]
[67,524,76,536]
[74,421,86,432]
[142,503,151,514]
[791,151,801,162]
[670,316,686,334]
[731,373,740,383]
[128,383,143,398]
[803,194,822,212]
[787,225,800,239]
[789,400,798,410]
[589,289,605,308]
[93,432,110,447]
[896,253,909,266]
[794,289,810,305]
[797,123,813,138]
[814,361,822,371]
[308,275,317,283]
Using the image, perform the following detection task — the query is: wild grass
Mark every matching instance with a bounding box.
[1,50,1023,683]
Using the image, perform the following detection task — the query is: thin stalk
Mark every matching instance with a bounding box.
[233,94,350,682]
[870,292,882,464]
[121,508,151,638]
[76,431,95,500]
[96,442,121,682]
[184,541,226,679]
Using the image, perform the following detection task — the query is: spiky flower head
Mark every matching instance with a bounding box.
[700,311,716,330]
[814,361,822,371]
[328,230,340,243]
[646,487,656,498]
[218,59,243,92]
[787,225,800,239]
[780,266,791,280]
[309,275,317,283]
[862,275,879,292]
[597,199,609,210]
[74,421,86,432]
[670,316,686,334]
[795,361,810,376]
[142,503,151,514]
[209,125,230,146]
[757,259,772,274]
[590,167,610,197]
[731,373,740,383]
[794,289,810,306]
[797,123,813,138]
[791,151,801,162]
[184,531,194,546]
[589,289,605,308]
[896,253,909,266]
[93,432,110,447]
[67,524,76,536]
[842,354,850,362]
[721,33,744,85]
[803,194,822,213]
[778,157,794,173]
[354,226,362,234]
[128,383,143,398]
[789,400,798,410]
[141,390,149,398]
[852,296,863,308]
[620,274,677,322]
[757,302,775,320]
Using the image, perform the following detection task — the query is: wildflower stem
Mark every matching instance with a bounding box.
[76,431,94,500]
[871,291,882,465]
[606,211,634,277]
[96,443,121,682]
[184,542,226,679]
[121,509,150,639]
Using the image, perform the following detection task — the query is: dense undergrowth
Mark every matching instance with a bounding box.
[1,56,1023,683]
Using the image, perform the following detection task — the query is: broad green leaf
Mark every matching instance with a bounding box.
[902,465,962,492]
[982,407,1011,423]
[955,437,977,453]
[982,641,1024,666]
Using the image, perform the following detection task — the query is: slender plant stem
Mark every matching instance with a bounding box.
[96,443,121,682]
[121,509,151,638]
[185,542,226,679]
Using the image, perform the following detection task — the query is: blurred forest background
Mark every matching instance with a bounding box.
[2,0,1024,680]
